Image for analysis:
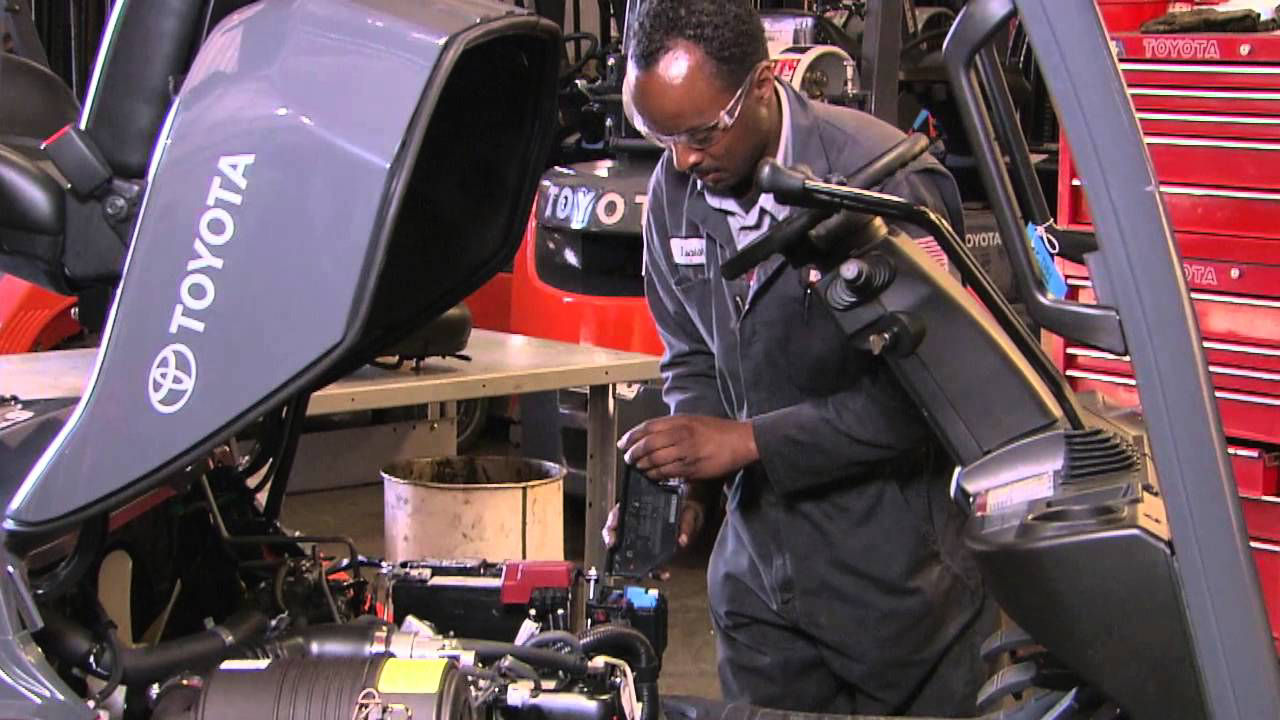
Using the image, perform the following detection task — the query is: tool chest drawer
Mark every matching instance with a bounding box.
[1066,346,1280,397]
[1176,255,1280,298]
[1059,133,1280,239]
[1121,61,1280,90]
[1184,290,1280,350]
[1065,368,1280,444]
[1244,495,1280,543]
[1138,111,1280,141]
[1178,233,1280,268]
[1058,232,1280,276]
[1162,184,1280,239]
[1130,86,1280,116]
[1136,110,1280,140]
[1250,541,1280,648]
[1201,340,1280,375]
[1070,281,1280,350]
[1232,445,1280,497]
[1064,175,1280,239]
[1145,136,1280,191]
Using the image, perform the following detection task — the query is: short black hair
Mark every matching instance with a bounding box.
[628,0,768,91]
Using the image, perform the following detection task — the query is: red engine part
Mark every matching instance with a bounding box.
[500,559,576,605]
[0,274,80,354]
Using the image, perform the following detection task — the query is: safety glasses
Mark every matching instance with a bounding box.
[631,61,769,151]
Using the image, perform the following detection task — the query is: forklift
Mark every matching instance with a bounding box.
[0,0,1274,718]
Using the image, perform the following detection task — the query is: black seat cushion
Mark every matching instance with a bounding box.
[0,54,80,145]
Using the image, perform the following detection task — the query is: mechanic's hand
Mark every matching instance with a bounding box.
[617,415,759,481]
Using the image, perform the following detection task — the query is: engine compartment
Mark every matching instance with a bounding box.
[22,461,659,720]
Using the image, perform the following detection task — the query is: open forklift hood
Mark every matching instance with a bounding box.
[5,0,560,531]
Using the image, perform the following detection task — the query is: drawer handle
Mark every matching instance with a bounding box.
[1205,340,1280,359]
[1066,346,1127,361]
[1130,87,1280,101]
[1067,349,1280,381]
[1215,390,1280,407]
[1138,111,1280,127]
[1070,343,1280,364]
[1068,181,1280,199]
[1122,62,1280,76]
[1162,184,1280,201]
[1190,290,1280,310]
[1067,369,1280,406]
[1209,365,1280,382]
[1072,279,1280,311]
[1065,369,1135,386]
[1251,540,1280,554]
[1145,135,1280,152]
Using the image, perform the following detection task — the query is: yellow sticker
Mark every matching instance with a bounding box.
[377,658,447,694]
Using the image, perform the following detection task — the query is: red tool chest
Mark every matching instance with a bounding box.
[1055,20,1280,649]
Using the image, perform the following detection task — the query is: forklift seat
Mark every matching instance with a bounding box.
[0,54,80,147]
[0,144,63,237]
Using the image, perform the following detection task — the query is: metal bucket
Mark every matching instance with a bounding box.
[382,456,565,563]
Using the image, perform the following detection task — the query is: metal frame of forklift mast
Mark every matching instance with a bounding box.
[945,0,1280,716]
[862,0,903,123]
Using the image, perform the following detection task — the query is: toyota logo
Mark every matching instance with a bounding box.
[149,343,197,414]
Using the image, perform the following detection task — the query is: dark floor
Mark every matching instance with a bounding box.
[279,431,723,699]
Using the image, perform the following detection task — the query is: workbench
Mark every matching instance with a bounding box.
[0,330,660,575]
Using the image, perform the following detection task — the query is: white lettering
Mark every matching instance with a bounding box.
[572,187,596,228]
[543,185,559,218]
[205,176,243,207]
[217,154,256,190]
[1143,37,1221,60]
[166,154,252,339]
[965,231,1002,248]
[1183,262,1220,287]
[169,304,206,334]
[596,191,626,226]
[180,273,215,311]
[556,187,573,220]
[187,238,224,272]
[199,207,234,246]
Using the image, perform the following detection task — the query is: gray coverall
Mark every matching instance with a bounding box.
[642,84,990,716]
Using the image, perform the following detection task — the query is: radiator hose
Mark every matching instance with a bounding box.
[237,620,393,660]
[35,608,270,686]
[240,624,591,679]
[457,639,590,677]
[579,624,660,720]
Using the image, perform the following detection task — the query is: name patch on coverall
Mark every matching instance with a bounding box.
[670,237,706,266]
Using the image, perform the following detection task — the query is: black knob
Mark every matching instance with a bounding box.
[756,160,809,203]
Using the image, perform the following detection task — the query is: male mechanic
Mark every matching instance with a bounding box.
[614,0,989,715]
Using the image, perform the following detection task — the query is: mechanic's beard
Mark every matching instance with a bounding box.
[699,166,752,198]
